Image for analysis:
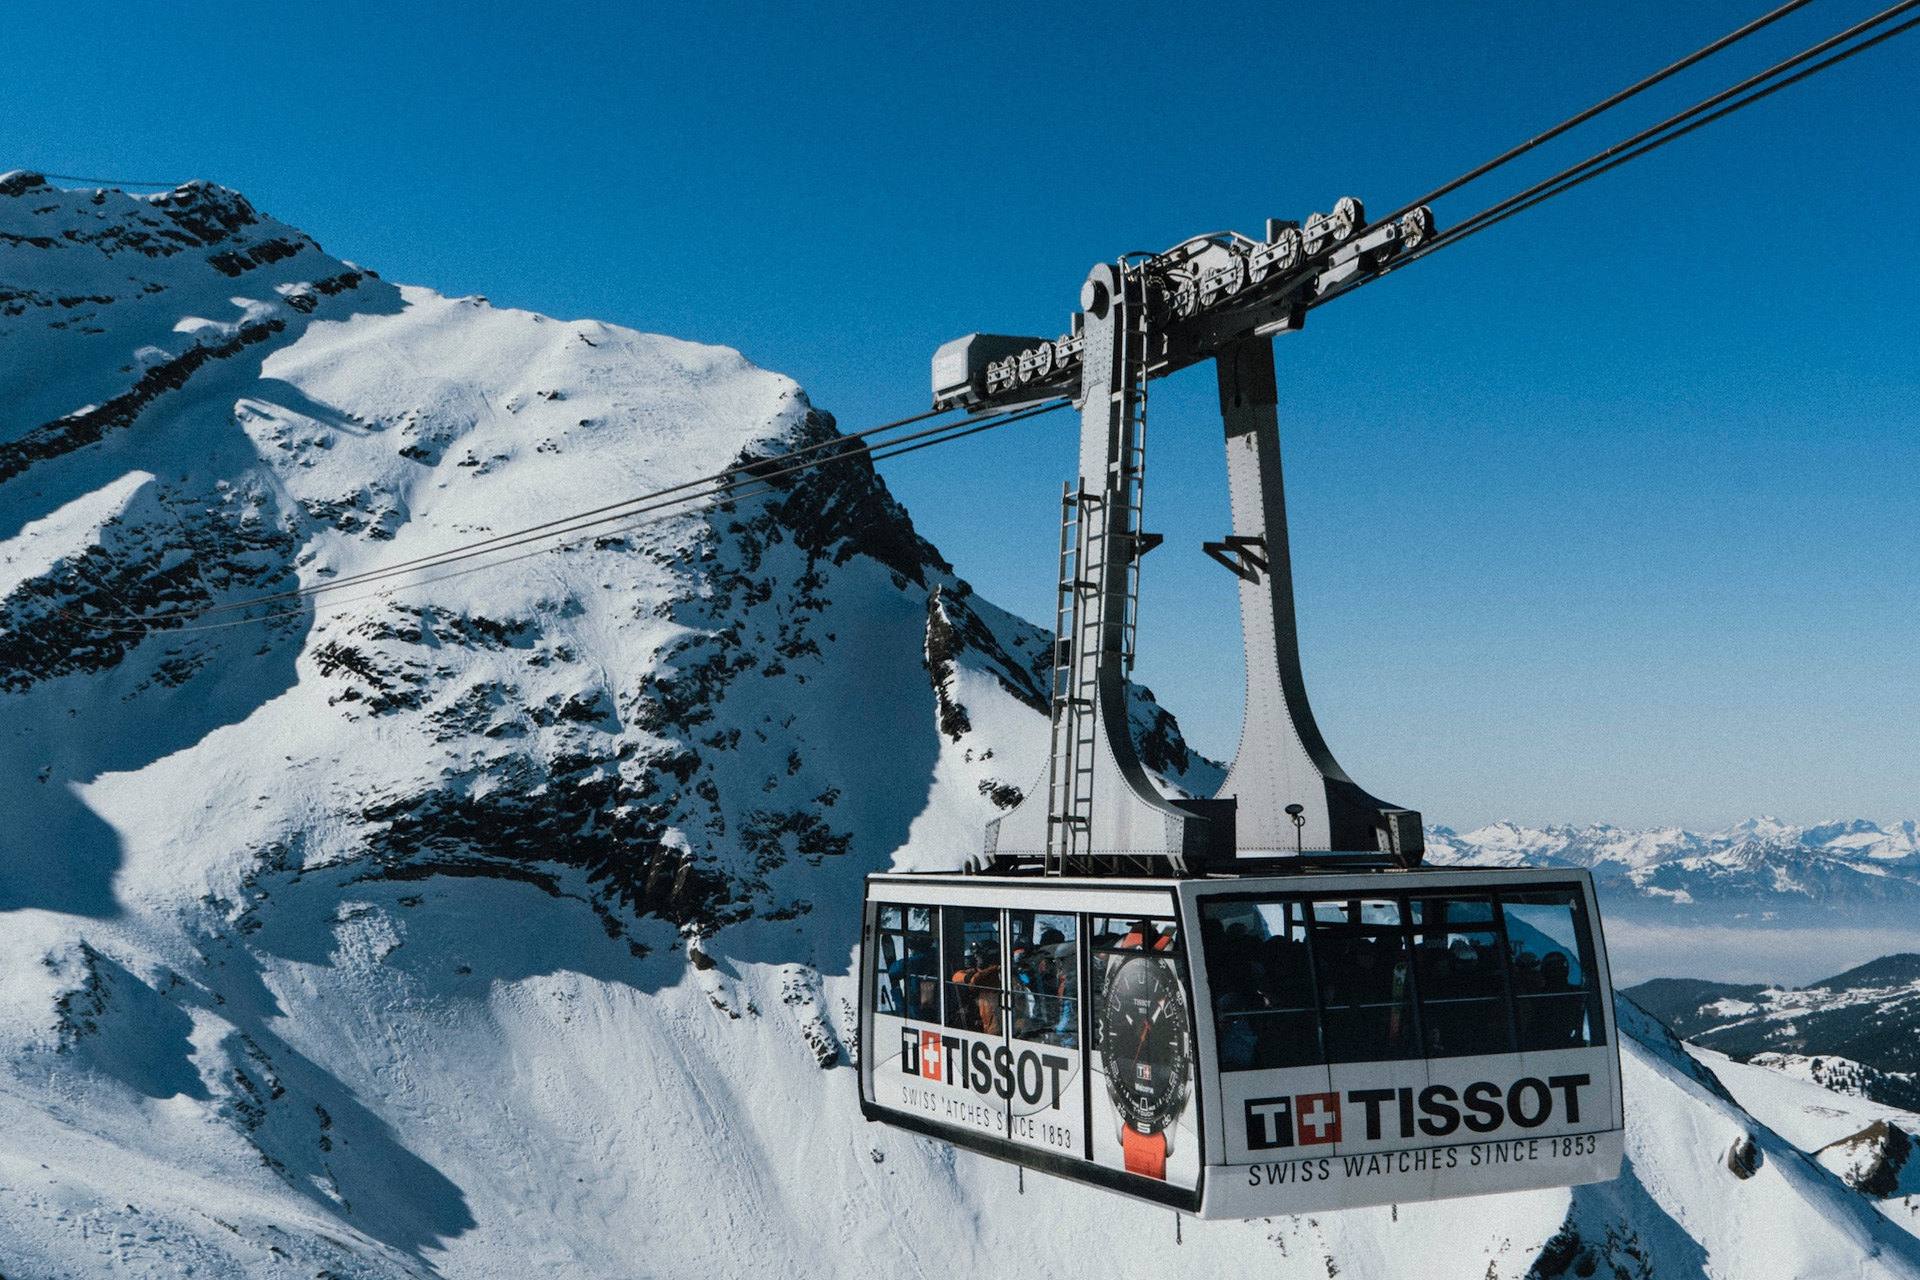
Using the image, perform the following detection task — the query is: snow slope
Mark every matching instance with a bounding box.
[1692,1045,1920,1239]
[2,173,1917,1277]
[1427,819,1920,918]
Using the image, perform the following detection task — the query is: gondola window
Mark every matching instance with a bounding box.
[1410,896,1513,1058]
[1008,910,1078,1047]
[1200,884,1605,1071]
[1311,898,1416,1063]
[1501,890,1606,1050]
[1199,899,1320,1071]
[944,906,1003,1034]
[875,904,941,1022]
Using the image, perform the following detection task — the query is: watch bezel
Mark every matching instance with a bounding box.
[1097,952,1194,1137]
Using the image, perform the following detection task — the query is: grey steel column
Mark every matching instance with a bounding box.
[1213,337,1422,860]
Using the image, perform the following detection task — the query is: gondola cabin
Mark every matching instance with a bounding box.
[881,237,1630,1214]
[858,867,1623,1217]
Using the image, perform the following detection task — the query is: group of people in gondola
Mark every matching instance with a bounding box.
[943,921,1079,1047]
[1202,901,1593,1071]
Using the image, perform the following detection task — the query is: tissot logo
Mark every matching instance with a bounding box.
[1240,1074,1594,1151]
[898,1026,1072,1109]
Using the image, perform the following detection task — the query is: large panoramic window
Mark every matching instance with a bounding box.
[943,906,1003,1034]
[1201,883,1604,1071]
[1199,899,1320,1070]
[1502,889,1606,1051]
[1311,898,1416,1063]
[1409,896,1513,1058]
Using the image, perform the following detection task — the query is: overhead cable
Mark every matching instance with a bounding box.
[73,402,957,626]
[57,400,1070,635]
[41,172,192,189]
[1351,0,1920,286]
[1366,0,1823,233]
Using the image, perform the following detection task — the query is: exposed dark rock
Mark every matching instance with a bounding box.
[0,317,291,483]
[1815,1119,1912,1197]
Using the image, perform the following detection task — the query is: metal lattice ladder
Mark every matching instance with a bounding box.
[1045,484,1102,873]
[1044,268,1154,875]
[1115,279,1150,678]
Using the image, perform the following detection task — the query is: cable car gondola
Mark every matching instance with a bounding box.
[859,867,1620,1216]
[859,224,1625,1215]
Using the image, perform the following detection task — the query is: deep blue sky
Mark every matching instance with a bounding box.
[7,1,1915,829]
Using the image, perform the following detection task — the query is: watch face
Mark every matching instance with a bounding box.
[1098,954,1193,1135]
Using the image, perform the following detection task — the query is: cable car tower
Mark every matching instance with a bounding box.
[933,198,1434,878]
[869,200,1623,1218]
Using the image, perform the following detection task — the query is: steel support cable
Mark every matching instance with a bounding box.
[58,402,1037,627]
[1375,0,1920,279]
[59,401,963,626]
[40,172,192,188]
[224,402,962,613]
[54,400,1070,635]
[1364,0,1823,235]
[1303,0,1920,309]
[1390,8,1920,272]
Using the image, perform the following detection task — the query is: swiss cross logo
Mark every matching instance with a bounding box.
[1295,1092,1342,1145]
[920,1030,944,1083]
[1244,1096,1294,1150]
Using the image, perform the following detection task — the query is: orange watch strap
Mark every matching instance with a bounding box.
[1121,1126,1167,1180]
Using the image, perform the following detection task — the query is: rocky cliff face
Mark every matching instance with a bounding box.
[1,175,1915,1278]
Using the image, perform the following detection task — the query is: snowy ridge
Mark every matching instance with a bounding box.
[1,175,1916,1276]
[1690,1045,1920,1236]
[1625,955,1920,1108]
[1427,818,1920,924]
[1428,817,1920,870]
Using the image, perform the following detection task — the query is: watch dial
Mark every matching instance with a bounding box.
[1099,955,1193,1134]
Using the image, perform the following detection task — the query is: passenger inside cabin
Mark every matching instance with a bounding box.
[968,942,1002,1034]
[906,943,939,1021]
[1512,949,1543,993]
[1531,950,1588,1048]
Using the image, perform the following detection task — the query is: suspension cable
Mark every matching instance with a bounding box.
[1404,6,1920,271]
[39,172,192,189]
[1366,0,1823,234]
[54,400,1070,634]
[67,401,958,626]
[1336,0,1920,293]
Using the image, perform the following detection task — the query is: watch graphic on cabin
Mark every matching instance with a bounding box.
[1098,953,1193,1181]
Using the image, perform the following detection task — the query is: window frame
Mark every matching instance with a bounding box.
[1196,881,1606,1072]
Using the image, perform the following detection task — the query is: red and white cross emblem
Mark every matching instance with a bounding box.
[1295,1092,1342,1145]
[921,1030,944,1083]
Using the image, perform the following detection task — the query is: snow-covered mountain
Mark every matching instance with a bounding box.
[3,172,1918,1277]
[1428,818,1920,923]
[1626,955,1920,1110]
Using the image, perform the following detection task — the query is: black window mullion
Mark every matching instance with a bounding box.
[1397,894,1425,1059]
[1489,895,1524,1053]
[1079,913,1094,1160]
[1300,897,1330,1065]
[937,906,951,1028]
[1566,890,1606,1047]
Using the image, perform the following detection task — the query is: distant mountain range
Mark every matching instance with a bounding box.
[1624,954,1920,1111]
[1427,819,1920,923]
